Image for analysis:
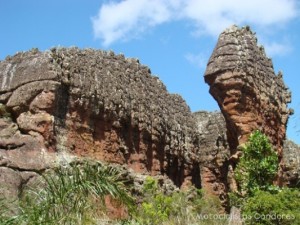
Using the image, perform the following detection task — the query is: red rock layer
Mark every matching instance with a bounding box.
[204,25,292,183]
[0,48,200,198]
[204,26,292,155]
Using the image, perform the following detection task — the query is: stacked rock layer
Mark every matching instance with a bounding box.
[204,26,293,183]
[0,48,204,205]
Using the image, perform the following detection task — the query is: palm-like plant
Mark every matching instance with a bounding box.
[15,160,134,225]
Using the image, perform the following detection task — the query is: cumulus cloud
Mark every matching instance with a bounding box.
[185,52,208,69]
[92,0,179,46]
[92,0,299,46]
[264,41,293,57]
[183,0,298,36]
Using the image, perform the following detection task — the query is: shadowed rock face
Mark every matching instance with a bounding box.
[194,111,230,207]
[0,48,203,204]
[0,26,298,211]
[204,25,292,181]
[282,140,300,187]
[0,47,235,208]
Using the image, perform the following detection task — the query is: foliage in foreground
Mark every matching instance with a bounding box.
[1,172,227,225]
[131,176,226,225]
[235,130,278,197]
[243,188,300,225]
[0,160,134,225]
[230,130,300,225]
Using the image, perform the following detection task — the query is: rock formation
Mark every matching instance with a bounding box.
[204,25,293,182]
[0,48,202,205]
[0,25,298,212]
[282,140,300,187]
[194,111,230,206]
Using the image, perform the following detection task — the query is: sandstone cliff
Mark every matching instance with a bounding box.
[0,48,203,205]
[0,25,299,212]
[204,25,293,184]
[282,140,300,187]
[205,25,292,153]
[194,111,230,205]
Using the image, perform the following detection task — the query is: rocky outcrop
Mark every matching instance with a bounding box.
[0,48,201,204]
[204,25,292,182]
[1,26,298,211]
[282,140,300,187]
[205,25,292,152]
[0,113,66,209]
[194,111,230,207]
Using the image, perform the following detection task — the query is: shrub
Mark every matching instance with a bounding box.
[243,188,300,225]
[134,176,171,225]
[133,177,226,225]
[11,160,134,225]
[235,130,278,196]
[230,130,300,225]
[0,198,18,225]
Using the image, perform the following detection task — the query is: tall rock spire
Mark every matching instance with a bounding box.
[204,25,292,183]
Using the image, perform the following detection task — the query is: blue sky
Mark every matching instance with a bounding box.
[1,0,300,144]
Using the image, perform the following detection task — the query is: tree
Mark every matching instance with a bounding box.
[235,130,278,196]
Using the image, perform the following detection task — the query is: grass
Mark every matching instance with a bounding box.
[131,177,227,225]
[0,161,229,225]
[1,160,134,225]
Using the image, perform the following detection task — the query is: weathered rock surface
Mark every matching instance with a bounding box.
[0,26,298,211]
[0,117,56,171]
[205,25,292,153]
[282,140,300,187]
[204,25,292,183]
[0,48,201,204]
[194,111,230,206]
[0,167,37,212]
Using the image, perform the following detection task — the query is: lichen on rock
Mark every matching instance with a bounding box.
[0,25,299,213]
[204,25,293,185]
[205,25,292,151]
[0,47,202,206]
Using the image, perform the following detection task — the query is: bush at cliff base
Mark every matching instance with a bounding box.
[0,160,135,225]
[231,130,300,225]
[235,130,278,196]
[131,176,226,225]
[242,188,300,225]
[0,162,228,225]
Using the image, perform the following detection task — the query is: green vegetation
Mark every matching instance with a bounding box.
[235,130,278,196]
[231,130,300,225]
[0,161,134,225]
[0,198,17,225]
[0,168,226,225]
[132,176,226,225]
[243,188,300,225]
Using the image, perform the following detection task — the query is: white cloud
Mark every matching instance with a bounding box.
[183,0,299,36]
[92,0,299,46]
[185,52,207,69]
[264,42,293,57]
[257,34,293,57]
[92,0,179,46]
